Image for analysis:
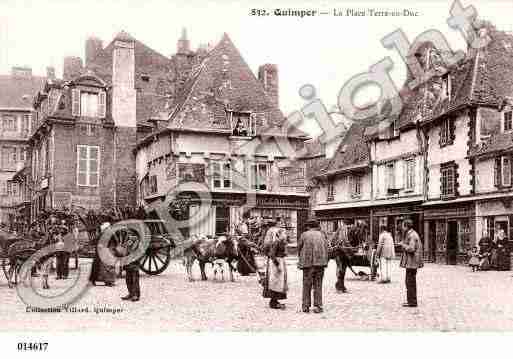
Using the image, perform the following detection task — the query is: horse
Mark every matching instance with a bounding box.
[183,234,240,282]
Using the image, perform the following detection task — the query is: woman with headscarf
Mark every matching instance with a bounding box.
[262,217,288,309]
[90,222,116,286]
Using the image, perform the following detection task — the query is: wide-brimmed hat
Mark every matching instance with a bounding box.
[306,217,320,227]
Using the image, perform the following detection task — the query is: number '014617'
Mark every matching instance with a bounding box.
[17,342,48,351]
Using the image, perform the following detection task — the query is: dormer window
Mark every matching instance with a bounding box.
[503,111,512,132]
[442,73,451,99]
[72,89,106,118]
[230,111,256,136]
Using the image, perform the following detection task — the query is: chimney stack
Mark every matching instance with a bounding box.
[177,27,190,54]
[46,66,56,80]
[112,30,136,128]
[258,64,279,109]
[85,36,103,67]
[63,56,83,81]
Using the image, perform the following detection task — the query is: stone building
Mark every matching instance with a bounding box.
[135,33,310,241]
[27,31,172,220]
[0,67,45,227]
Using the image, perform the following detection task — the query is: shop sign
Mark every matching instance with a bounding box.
[40,178,49,190]
[256,195,308,209]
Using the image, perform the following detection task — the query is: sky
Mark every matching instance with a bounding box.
[0,0,512,137]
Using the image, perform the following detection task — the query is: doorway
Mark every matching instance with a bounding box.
[447,220,458,265]
[215,206,230,235]
[428,220,436,262]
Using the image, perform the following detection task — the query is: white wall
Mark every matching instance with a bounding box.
[427,114,472,199]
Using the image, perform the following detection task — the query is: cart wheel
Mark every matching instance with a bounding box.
[139,245,171,275]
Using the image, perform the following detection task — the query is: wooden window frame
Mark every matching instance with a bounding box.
[76,145,100,187]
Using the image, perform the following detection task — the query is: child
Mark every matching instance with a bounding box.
[468,246,480,272]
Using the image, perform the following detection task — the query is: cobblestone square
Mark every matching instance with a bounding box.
[1,258,513,332]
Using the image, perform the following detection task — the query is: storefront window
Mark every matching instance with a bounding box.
[457,220,471,253]
[436,221,447,252]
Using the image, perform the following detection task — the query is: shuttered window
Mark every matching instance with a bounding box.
[503,157,512,187]
[98,90,106,118]
[405,159,416,190]
[386,162,395,190]
[71,89,80,116]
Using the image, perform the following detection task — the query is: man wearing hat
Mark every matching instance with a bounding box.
[298,217,330,313]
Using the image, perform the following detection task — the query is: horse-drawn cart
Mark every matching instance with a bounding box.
[77,208,176,276]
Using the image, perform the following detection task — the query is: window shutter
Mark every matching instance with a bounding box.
[494,157,502,187]
[449,118,456,143]
[72,89,80,116]
[503,157,512,187]
[396,160,404,189]
[98,90,106,118]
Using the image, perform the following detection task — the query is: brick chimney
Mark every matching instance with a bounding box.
[258,64,279,109]
[112,31,136,128]
[63,56,83,81]
[110,30,137,208]
[85,36,103,67]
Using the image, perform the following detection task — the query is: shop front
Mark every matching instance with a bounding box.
[423,202,476,264]
[476,197,513,270]
[187,192,309,244]
[476,197,513,242]
[315,206,371,236]
[372,202,423,254]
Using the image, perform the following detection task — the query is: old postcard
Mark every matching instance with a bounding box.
[0,0,512,356]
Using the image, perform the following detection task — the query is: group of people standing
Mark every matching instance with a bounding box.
[468,229,510,271]
[258,216,424,311]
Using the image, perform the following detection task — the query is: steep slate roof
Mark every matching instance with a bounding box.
[467,26,513,157]
[87,32,174,126]
[315,118,377,177]
[167,33,308,138]
[366,24,513,155]
[0,73,46,109]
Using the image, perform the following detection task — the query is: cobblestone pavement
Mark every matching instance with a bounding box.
[1,257,513,331]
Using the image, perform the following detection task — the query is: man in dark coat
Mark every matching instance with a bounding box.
[298,218,330,313]
[116,233,141,302]
[331,224,352,293]
[399,219,423,307]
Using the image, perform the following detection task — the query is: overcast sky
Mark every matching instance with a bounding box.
[0,0,511,136]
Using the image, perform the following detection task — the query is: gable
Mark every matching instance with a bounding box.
[169,34,282,132]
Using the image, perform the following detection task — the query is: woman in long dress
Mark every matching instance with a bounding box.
[90,222,116,286]
[262,218,288,309]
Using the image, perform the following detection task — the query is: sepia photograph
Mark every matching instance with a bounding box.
[0,0,512,356]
